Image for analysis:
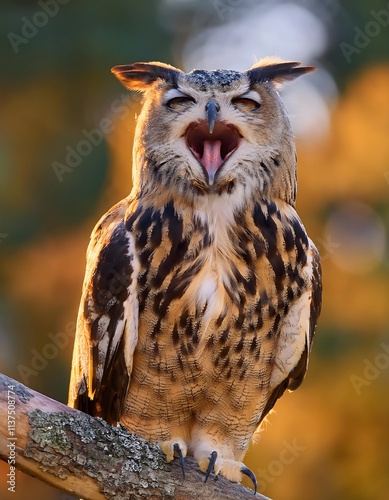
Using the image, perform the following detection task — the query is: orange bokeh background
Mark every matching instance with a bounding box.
[1,2,388,499]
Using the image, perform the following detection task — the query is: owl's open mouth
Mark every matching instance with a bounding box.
[185,121,241,182]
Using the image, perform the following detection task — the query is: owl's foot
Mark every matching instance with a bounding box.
[196,449,257,495]
[160,439,187,478]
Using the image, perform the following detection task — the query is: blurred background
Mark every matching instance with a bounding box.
[1,0,389,498]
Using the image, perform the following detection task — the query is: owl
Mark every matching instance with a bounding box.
[68,57,322,493]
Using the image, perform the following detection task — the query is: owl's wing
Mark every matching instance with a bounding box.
[260,240,322,423]
[68,200,139,424]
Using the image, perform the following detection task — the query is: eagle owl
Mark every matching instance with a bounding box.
[68,57,322,492]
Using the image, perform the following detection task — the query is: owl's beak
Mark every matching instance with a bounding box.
[205,100,220,134]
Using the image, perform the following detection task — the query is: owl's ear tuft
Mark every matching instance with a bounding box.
[111,62,181,91]
[246,57,316,88]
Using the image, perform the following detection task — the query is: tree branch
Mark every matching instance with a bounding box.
[0,373,271,499]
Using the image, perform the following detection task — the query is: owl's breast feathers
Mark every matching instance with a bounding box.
[69,195,321,438]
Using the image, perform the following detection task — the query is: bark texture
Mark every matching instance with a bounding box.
[0,373,271,500]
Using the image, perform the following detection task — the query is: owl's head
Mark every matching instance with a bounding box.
[112,58,314,207]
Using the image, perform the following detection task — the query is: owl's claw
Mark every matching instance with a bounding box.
[204,450,218,482]
[173,443,186,479]
[241,465,258,495]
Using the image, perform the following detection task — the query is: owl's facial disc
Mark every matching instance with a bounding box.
[185,121,241,184]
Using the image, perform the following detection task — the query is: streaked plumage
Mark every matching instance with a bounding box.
[68,57,322,491]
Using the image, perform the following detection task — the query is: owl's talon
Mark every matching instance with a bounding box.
[204,450,218,483]
[241,466,258,495]
[173,443,186,479]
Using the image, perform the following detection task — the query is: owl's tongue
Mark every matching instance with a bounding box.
[201,140,223,180]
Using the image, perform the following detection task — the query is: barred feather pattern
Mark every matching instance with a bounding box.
[116,194,320,458]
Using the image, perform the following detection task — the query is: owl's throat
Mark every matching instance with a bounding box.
[186,121,240,183]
